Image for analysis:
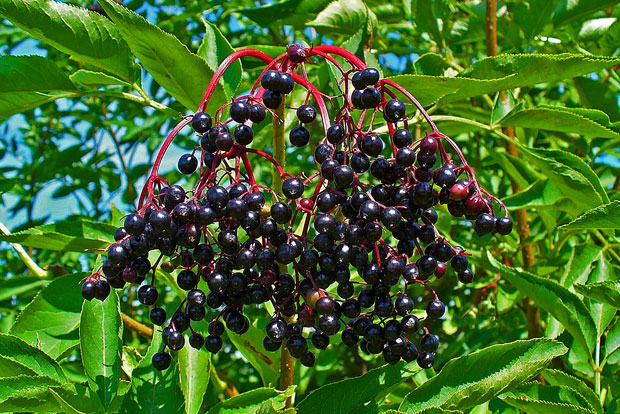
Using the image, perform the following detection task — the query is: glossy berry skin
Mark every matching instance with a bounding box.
[282,177,304,199]
[326,124,345,144]
[234,124,254,145]
[81,281,96,301]
[426,300,446,319]
[204,335,223,353]
[360,134,384,157]
[191,112,212,133]
[167,331,185,351]
[287,44,307,63]
[230,101,250,123]
[287,335,308,358]
[150,307,167,326]
[124,214,145,236]
[361,88,381,108]
[420,334,439,352]
[297,105,317,123]
[496,217,513,235]
[392,129,412,148]
[474,213,496,235]
[417,352,435,369]
[384,99,406,122]
[360,67,380,86]
[178,154,198,174]
[152,352,172,371]
[249,104,266,123]
[138,285,158,305]
[261,70,281,90]
[107,244,128,266]
[290,125,310,147]
[262,90,282,109]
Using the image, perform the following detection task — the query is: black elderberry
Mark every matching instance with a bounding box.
[326,124,345,144]
[152,352,172,371]
[204,335,223,353]
[279,72,295,94]
[496,217,513,235]
[451,254,469,273]
[417,352,435,369]
[296,104,317,123]
[138,285,158,305]
[261,70,281,90]
[81,281,96,301]
[191,112,212,133]
[262,90,283,109]
[290,125,310,147]
[249,104,266,123]
[350,152,370,173]
[426,300,445,319]
[234,124,254,145]
[384,99,406,122]
[287,335,308,358]
[230,101,250,123]
[360,134,384,157]
[282,177,304,199]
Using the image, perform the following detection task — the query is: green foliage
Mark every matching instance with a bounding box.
[399,339,567,412]
[0,0,620,413]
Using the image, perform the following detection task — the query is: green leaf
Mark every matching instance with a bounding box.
[0,355,37,377]
[297,361,419,414]
[177,340,211,414]
[10,273,85,359]
[0,276,47,302]
[98,0,225,112]
[388,54,620,106]
[70,70,130,88]
[604,318,620,362]
[584,257,617,337]
[0,91,68,119]
[80,291,122,410]
[542,369,602,414]
[0,55,75,92]
[553,0,620,27]
[0,375,64,412]
[0,334,67,383]
[502,179,580,214]
[0,0,136,81]
[399,339,567,412]
[121,332,184,414]
[513,0,560,41]
[500,382,596,414]
[0,177,16,194]
[227,319,280,386]
[308,0,372,36]
[0,218,116,251]
[560,201,620,230]
[573,77,620,122]
[515,146,608,214]
[575,281,620,308]
[236,0,332,28]
[415,0,443,43]
[486,252,597,356]
[257,399,296,414]
[207,387,294,414]
[48,384,104,414]
[198,18,242,98]
[413,53,449,76]
[499,106,620,138]
[579,17,618,39]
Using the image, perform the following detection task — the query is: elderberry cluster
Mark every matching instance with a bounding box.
[82,44,512,373]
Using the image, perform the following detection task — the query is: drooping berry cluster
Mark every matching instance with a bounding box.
[82,44,512,372]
